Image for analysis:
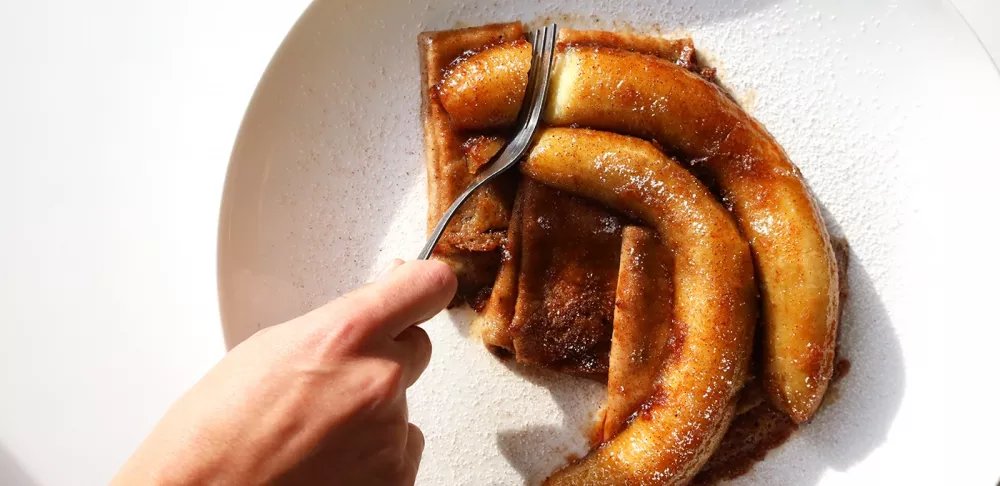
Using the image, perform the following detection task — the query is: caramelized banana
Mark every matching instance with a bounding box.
[437,39,531,131]
[524,128,756,485]
[438,42,839,423]
[437,30,704,131]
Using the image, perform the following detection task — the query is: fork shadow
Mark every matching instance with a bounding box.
[490,240,905,485]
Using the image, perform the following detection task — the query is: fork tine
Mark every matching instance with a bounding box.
[511,24,555,147]
[523,24,558,134]
[514,27,546,132]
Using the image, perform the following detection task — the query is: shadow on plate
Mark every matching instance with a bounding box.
[493,361,605,485]
[218,0,906,482]
[733,244,905,485]
[0,444,38,486]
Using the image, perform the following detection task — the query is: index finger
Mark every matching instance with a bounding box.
[312,259,457,340]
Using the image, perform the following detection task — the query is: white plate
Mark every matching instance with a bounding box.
[218,0,1000,484]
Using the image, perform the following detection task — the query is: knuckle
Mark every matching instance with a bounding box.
[330,313,368,345]
[423,261,458,293]
[301,312,369,360]
[371,360,405,398]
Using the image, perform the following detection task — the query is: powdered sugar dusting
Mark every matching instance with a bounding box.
[215,0,987,484]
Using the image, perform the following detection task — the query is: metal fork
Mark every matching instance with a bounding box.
[417,23,559,260]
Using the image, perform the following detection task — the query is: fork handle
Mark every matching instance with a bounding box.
[417,123,534,260]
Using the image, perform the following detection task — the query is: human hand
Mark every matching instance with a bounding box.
[111,259,457,485]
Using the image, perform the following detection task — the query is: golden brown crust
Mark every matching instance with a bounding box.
[420,24,522,226]
[557,29,704,74]
[460,135,506,174]
[426,28,717,309]
[685,237,855,480]
[507,180,623,376]
[475,182,524,353]
[525,128,756,486]
[419,23,524,306]
[436,30,714,130]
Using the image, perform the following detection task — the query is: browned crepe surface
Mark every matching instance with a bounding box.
[602,226,677,440]
[419,23,523,308]
[483,180,624,376]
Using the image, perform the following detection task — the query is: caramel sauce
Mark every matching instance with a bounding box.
[422,22,848,484]
[693,400,798,485]
[694,359,851,485]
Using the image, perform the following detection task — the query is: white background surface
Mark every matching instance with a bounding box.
[0,1,997,485]
[0,2,310,484]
